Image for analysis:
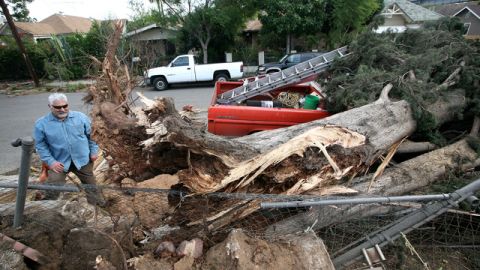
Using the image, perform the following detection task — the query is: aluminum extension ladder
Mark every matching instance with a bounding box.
[216,46,349,105]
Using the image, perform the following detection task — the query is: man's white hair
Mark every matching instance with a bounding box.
[48,93,68,105]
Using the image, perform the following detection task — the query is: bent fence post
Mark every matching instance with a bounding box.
[11,136,35,228]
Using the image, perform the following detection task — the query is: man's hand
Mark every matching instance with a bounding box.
[51,161,64,173]
[90,154,98,162]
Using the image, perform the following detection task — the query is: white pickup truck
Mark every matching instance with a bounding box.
[144,54,244,90]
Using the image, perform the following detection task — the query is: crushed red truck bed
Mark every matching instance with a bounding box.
[207,81,330,136]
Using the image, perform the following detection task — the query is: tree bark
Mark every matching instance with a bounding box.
[264,139,477,235]
[397,140,437,154]
[129,98,416,194]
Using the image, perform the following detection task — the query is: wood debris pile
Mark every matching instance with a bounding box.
[88,21,479,246]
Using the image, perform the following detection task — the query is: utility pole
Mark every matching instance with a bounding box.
[0,0,40,87]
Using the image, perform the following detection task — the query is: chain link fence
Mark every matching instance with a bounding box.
[1,178,479,269]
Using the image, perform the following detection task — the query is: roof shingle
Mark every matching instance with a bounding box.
[383,0,443,22]
[1,14,96,36]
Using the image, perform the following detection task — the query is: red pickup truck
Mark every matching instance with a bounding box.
[208,81,330,136]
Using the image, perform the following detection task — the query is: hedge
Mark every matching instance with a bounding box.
[0,38,50,80]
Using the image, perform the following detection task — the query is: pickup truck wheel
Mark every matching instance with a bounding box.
[214,73,229,82]
[153,77,168,91]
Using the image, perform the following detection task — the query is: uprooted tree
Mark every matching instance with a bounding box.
[87,19,480,238]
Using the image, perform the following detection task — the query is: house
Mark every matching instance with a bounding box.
[243,19,262,48]
[241,18,325,54]
[434,1,480,39]
[124,24,177,66]
[0,14,94,41]
[0,14,126,42]
[375,0,444,33]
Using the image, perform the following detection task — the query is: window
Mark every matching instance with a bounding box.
[302,53,320,62]
[464,23,471,35]
[286,54,301,64]
[172,56,189,67]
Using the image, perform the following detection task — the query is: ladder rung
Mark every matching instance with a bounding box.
[216,46,348,105]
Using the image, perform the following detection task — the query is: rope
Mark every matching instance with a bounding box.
[276,92,302,108]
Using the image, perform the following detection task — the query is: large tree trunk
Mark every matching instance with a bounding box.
[104,96,416,194]
[264,139,478,235]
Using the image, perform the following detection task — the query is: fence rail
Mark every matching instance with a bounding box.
[1,179,479,269]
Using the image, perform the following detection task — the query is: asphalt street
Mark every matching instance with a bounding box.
[0,84,214,174]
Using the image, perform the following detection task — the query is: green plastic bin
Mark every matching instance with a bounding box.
[303,94,320,110]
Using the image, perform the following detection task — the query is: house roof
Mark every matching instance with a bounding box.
[40,14,95,34]
[125,23,177,38]
[382,0,443,22]
[13,22,58,35]
[453,5,480,19]
[434,2,480,18]
[125,23,158,37]
[434,2,470,16]
[0,14,96,36]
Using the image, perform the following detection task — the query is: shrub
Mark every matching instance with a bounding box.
[0,37,49,80]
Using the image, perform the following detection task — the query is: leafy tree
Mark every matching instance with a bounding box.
[42,20,119,80]
[0,36,48,79]
[127,0,176,32]
[258,0,325,53]
[128,0,256,63]
[182,6,217,63]
[324,18,479,143]
[322,0,381,47]
[0,0,33,22]
[258,0,380,52]
[151,0,255,63]
[148,0,182,16]
[149,0,164,16]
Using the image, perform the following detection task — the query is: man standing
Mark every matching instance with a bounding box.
[34,93,105,206]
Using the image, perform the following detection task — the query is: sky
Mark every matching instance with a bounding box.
[27,0,155,21]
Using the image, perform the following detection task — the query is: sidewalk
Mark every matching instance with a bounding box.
[44,79,95,87]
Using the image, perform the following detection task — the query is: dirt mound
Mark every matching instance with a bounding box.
[1,210,75,269]
[203,229,334,270]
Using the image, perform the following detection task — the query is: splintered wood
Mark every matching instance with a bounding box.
[182,125,365,194]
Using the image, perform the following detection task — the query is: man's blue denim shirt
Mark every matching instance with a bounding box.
[34,111,99,171]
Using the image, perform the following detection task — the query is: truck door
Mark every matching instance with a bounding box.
[167,56,195,83]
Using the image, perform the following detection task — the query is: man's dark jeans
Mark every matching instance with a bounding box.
[45,162,105,205]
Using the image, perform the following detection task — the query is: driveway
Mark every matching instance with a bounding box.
[0,85,214,174]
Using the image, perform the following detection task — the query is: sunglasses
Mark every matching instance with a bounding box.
[52,104,69,109]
